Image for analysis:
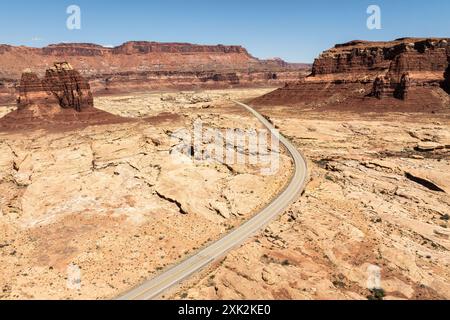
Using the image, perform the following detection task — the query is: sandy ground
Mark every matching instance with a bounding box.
[0,88,291,299]
[168,103,450,300]
[94,88,277,118]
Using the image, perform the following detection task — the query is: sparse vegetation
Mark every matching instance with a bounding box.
[367,288,386,300]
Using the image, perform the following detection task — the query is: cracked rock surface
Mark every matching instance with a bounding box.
[170,106,450,300]
[0,89,291,299]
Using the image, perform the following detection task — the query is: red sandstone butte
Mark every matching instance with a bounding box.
[0,41,311,104]
[18,63,93,111]
[253,38,450,113]
[0,62,126,131]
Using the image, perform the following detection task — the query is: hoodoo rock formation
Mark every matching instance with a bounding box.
[0,42,310,104]
[253,38,450,112]
[0,63,125,131]
[18,62,93,111]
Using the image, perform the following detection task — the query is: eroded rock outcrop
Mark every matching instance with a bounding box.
[17,63,93,112]
[372,75,392,99]
[254,38,450,112]
[395,72,411,100]
[42,62,93,112]
[372,72,411,100]
[0,63,124,131]
[444,57,450,94]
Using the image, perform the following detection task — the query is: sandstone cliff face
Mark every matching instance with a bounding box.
[1,63,124,131]
[444,57,450,94]
[111,41,250,55]
[42,42,251,57]
[16,72,44,107]
[254,38,450,112]
[0,41,310,104]
[312,39,449,79]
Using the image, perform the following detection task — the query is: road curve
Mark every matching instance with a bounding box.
[117,101,309,300]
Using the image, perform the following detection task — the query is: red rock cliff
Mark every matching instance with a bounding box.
[312,39,449,80]
[0,41,310,103]
[111,42,251,55]
[444,56,450,94]
[253,38,450,113]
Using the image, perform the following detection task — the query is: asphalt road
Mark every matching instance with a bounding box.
[117,101,309,300]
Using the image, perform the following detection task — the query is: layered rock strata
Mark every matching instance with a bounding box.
[444,57,450,94]
[0,63,125,130]
[17,63,93,112]
[0,42,310,104]
[253,38,450,112]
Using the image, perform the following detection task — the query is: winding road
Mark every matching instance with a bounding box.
[117,101,309,300]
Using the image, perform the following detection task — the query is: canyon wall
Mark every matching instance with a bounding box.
[254,38,450,113]
[311,39,449,81]
[0,42,310,104]
[445,56,450,94]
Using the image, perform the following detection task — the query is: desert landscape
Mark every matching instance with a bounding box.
[0,41,309,105]
[0,35,449,301]
[0,63,293,299]
[170,105,450,300]
[166,38,450,300]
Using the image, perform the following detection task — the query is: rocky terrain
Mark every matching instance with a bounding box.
[170,105,450,300]
[0,42,310,104]
[163,39,450,301]
[166,40,450,301]
[1,80,449,300]
[1,37,449,301]
[253,38,450,113]
[94,88,276,118]
[0,87,292,299]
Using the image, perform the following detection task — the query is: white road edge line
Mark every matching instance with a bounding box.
[116,101,309,300]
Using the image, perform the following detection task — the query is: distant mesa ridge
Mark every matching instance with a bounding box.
[0,41,311,104]
[253,38,450,113]
[41,42,252,56]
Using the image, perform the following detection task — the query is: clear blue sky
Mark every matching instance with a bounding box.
[0,0,448,62]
